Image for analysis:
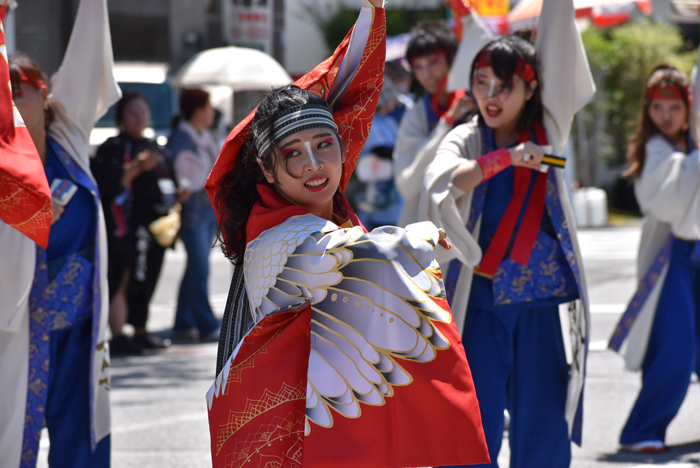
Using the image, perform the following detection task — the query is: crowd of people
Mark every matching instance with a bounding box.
[1,0,699,466]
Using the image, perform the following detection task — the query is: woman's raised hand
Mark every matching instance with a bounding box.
[509,142,545,171]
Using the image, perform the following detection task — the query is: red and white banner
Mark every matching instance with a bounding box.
[0,5,52,248]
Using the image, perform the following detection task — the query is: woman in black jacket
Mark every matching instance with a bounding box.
[91,90,174,353]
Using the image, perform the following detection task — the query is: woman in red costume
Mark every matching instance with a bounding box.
[204,1,489,467]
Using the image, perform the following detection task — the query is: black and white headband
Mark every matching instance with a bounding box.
[256,103,338,160]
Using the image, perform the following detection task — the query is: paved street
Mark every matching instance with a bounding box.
[36,224,700,467]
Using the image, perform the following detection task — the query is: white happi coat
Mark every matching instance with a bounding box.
[0,1,120,463]
[393,11,493,228]
[417,0,595,438]
[621,53,700,371]
[0,221,35,465]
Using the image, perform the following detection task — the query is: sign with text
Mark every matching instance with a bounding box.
[222,0,273,54]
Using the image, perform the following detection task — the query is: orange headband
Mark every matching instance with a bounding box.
[475,51,536,84]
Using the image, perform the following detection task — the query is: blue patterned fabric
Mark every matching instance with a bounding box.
[43,142,96,263]
[445,123,579,310]
[608,235,674,351]
[22,138,104,467]
[442,121,587,445]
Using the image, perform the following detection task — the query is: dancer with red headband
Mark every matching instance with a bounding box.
[6,0,121,466]
[608,62,700,453]
[393,3,492,227]
[204,1,489,466]
[0,3,53,466]
[420,0,596,466]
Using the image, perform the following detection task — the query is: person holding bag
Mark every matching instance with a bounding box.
[92,90,176,352]
[168,88,221,342]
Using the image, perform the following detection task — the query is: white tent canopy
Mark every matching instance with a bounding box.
[172,46,292,92]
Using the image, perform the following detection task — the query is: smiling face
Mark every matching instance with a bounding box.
[259,127,344,220]
[472,66,535,136]
[411,52,450,95]
[648,98,688,141]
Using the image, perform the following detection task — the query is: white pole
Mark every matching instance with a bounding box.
[5,8,16,54]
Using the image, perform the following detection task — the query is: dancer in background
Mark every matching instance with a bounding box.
[92,90,175,353]
[420,0,595,465]
[204,1,489,466]
[608,60,700,453]
[354,74,403,229]
[168,88,221,343]
[9,0,121,465]
[0,4,53,466]
[393,2,491,227]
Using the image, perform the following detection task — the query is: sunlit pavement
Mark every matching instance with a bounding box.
[36,224,700,467]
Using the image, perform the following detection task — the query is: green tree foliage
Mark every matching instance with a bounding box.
[315,5,447,55]
[580,20,697,168]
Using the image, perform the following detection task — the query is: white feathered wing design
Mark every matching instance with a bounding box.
[244,214,452,434]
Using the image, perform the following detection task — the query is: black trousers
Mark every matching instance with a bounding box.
[107,233,132,302]
[127,224,166,329]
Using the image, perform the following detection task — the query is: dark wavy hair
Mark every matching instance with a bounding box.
[215,85,347,263]
[406,21,458,67]
[626,64,691,180]
[469,32,544,133]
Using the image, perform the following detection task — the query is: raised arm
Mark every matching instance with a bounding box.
[49,0,121,165]
[447,8,494,92]
[635,137,700,239]
[535,0,595,155]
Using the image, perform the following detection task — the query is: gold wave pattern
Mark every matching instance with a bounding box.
[217,381,307,456]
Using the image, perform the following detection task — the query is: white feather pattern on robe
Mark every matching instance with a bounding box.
[208,215,451,431]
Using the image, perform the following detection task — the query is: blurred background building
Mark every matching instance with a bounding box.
[4,0,700,216]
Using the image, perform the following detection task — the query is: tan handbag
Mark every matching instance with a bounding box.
[149,203,182,247]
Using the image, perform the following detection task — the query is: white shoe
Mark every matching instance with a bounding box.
[621,440,666,453]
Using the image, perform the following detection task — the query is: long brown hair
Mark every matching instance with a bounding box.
[626,64,691,180]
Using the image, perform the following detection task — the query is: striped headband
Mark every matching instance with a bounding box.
[256,103,338,160]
